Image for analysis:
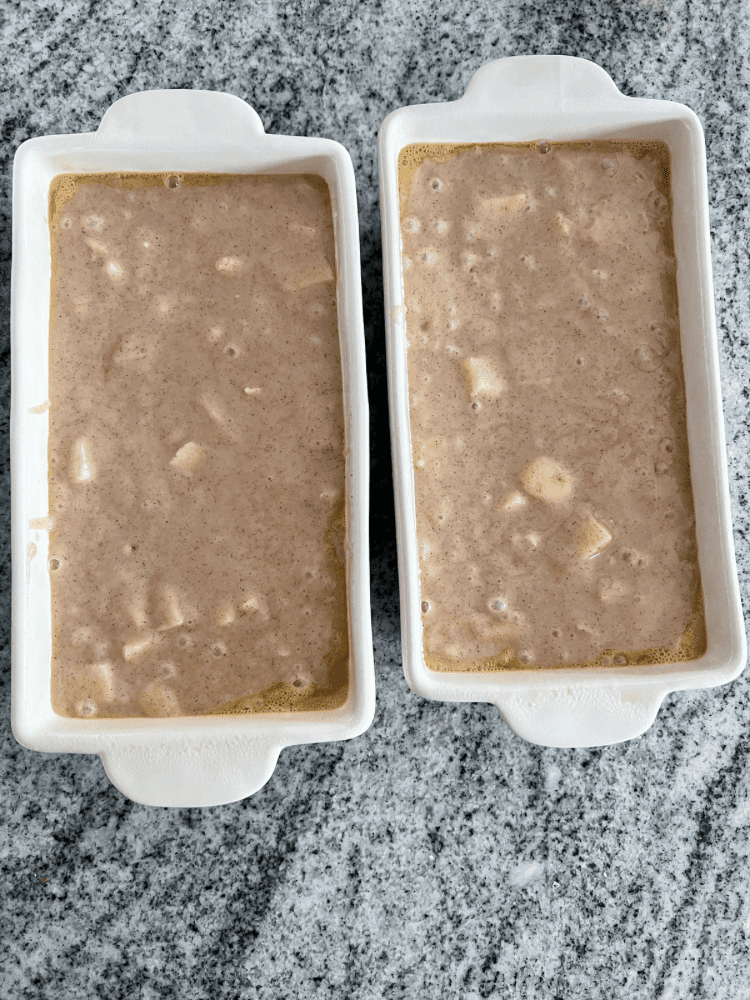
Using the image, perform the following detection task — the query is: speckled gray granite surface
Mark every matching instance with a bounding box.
[1,2,749,998]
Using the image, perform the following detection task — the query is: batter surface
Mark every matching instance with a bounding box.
[48,172,349,717]
[399,141,705,671]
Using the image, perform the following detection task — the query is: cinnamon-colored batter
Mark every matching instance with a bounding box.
[399,141,705,671]
[48,172,349,717]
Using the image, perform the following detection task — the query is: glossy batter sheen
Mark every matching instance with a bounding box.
[48,172,349,717]
[399,141,705,671]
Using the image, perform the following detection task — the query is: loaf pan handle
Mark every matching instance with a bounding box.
[493,684,669,748]
[100,739,281,807]
[461,54,625,111]
[95,90,265,147]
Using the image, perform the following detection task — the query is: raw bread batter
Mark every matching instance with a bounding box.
[48,172,349,717]
[399,141,705,671]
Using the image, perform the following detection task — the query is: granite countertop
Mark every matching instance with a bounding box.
[1,2,749,998]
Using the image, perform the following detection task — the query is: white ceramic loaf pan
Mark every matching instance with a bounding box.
[378,54,746,748]
[11,90,375,806]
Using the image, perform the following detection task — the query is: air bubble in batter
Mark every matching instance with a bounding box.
[420,248,439,266]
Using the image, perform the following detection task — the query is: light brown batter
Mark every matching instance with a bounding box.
[399,141,705,671]
[48,172,349,717]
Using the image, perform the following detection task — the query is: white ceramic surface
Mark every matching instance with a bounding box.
[378,54,746,748]
[11,90,375,806]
